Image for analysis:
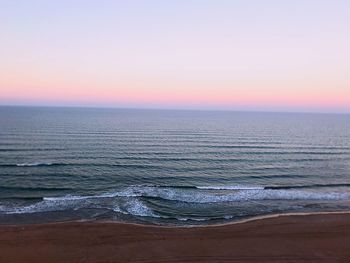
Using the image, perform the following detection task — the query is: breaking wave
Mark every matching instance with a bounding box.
[16,162,57,167]
[196,185,265,190]
[1,184,349,222]
[42,184,350,203]
[0,162,64,167]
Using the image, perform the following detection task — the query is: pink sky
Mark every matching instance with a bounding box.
[1,1,350,112]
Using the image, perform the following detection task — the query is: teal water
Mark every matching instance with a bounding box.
[0,106,350,225]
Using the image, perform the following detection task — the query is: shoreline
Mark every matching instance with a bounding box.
[1,211,350,262]
[3,210,350,228]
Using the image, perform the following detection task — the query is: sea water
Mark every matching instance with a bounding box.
[0,106,349,225]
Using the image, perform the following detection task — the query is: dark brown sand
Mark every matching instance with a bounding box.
[1,213,350,263]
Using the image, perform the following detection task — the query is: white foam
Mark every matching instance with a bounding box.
[2,198,87,214]
[111,199,160,218]
[3,185,350,217]
[123,199,159,217]
[43,195,92,201]
[42,186,350,204]
[175,217,208,222]
[113,186,349,203]
[5,194,159,218]
[196,185,265,190]
[16,162,53,167]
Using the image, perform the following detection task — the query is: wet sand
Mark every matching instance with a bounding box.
[1,213,350,262]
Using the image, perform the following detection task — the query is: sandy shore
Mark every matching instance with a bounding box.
[1,213,350,262]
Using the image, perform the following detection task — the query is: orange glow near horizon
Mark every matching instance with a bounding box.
[2,80,349,111]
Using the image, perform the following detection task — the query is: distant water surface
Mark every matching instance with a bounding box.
[0,106,349,225]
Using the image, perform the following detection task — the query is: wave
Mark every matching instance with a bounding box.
[0,186,74,192]
[113,199,160,218]
[0,197,230,222]
[265,183,350,190]
[42,184,350,203]
[0,162,74,167]
[16,162,57,167]
[2,184,350,220]
[0,198,89,215]
[196,185,265,190]
[1,195,160,219]
[195,183,350,190]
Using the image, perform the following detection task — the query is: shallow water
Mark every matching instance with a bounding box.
[0,106,349,225]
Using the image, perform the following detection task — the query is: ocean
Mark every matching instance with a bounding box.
[0,106,349,225]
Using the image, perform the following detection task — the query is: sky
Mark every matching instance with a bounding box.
[1,0,350,113]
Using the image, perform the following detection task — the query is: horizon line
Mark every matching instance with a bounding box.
[1,103,349,116]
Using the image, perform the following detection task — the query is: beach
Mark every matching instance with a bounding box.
[2,0,350,261]
[1,212,349,262]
